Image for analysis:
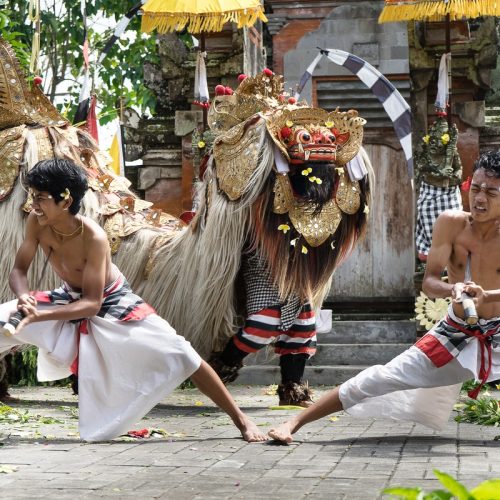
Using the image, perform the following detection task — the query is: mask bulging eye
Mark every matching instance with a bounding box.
[297,130,311,144]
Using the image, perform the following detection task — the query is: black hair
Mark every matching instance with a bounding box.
[288,162,335,215]
[25,158,88,215]
[473,151,500,179]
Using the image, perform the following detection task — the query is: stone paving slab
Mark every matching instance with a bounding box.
[0,385,499,499]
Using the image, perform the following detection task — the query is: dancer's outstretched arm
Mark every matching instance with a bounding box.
[268,386,344,443]
[190,360,266,442]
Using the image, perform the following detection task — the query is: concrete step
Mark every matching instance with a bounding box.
[244,343,411,366]
[322,320,416,344]
[235,365,368,386]
[312,343,411,365]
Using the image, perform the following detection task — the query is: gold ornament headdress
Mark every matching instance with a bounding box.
[209,70,365,166]
[0,37,67,130]
[208,69,370,247]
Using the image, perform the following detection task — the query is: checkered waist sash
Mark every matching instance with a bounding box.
[416,307,500,398]
[33,273,155,322]
[243,251,302,331]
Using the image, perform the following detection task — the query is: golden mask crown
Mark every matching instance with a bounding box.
[208,70,365,166]
[0,37,67,130]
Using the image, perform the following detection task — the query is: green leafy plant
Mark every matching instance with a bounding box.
[8,348,38,386]
[1,0,159,124]
[455,396,500,426]
[7,348,72,388]
[0,403,65,425]
[383,469,500,499]
[461,379,488,395]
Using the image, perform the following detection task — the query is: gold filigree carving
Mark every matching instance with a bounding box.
[272,174,342,247]
[0,124,25,201]
[335,169,361,214]
[273,173,294,214]
[31,127,53,161]
[0,39,67,130]
[289,200,342,247]
[213,117,266,201]
[104,213,123,254]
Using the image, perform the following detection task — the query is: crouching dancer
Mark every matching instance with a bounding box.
[0,158,265,443]
[269,150,500,443]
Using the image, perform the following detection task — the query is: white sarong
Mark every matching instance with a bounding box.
[339,307,500,430]
[0,276,201,441]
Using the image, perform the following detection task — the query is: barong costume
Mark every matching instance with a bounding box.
[0,273,201,441]
[180,70,373,405]
[338,306,500,430]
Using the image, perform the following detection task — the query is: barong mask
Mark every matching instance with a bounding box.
[208,70,369,247]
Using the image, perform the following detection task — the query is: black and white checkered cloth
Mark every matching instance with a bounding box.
[415,181,462,256]
[242,251,302,331]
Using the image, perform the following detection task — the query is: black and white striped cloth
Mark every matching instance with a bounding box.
[74,1,145,125]
[295,48,413,179]
[73,0,91,125]
[415,181,462,256]
[98,1,146,65]
[34,273,155,322]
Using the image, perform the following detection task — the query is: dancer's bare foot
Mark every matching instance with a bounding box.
[238,416,267,442]
[268,420,296,444]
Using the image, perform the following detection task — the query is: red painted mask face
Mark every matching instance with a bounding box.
[279,125,350,164]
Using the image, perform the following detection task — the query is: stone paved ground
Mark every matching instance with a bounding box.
[0,385,499,499]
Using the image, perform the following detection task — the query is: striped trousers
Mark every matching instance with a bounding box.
[234,304,317,357]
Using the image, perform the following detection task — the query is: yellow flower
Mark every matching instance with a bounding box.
[278,224,290,234]
[60,188,70,200]
[308,176,317,183]
[307,167,312,173]
[325,121,334,128]
[285,120,294,127]
[197,141,206,149]
[422,135,430,144]
[415,291,451,330]
[301,245,308,254]
[441,133,450,145]
[301,169,309,176]
[315,178,323,185]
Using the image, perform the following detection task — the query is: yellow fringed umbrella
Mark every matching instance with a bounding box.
[141,0,267,131]
[379,0,500,23]
[141,0,268,34]
[379,0,500,122]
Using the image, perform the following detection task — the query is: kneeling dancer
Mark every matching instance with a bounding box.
[269,151,500,443]
[0,158,265,443]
